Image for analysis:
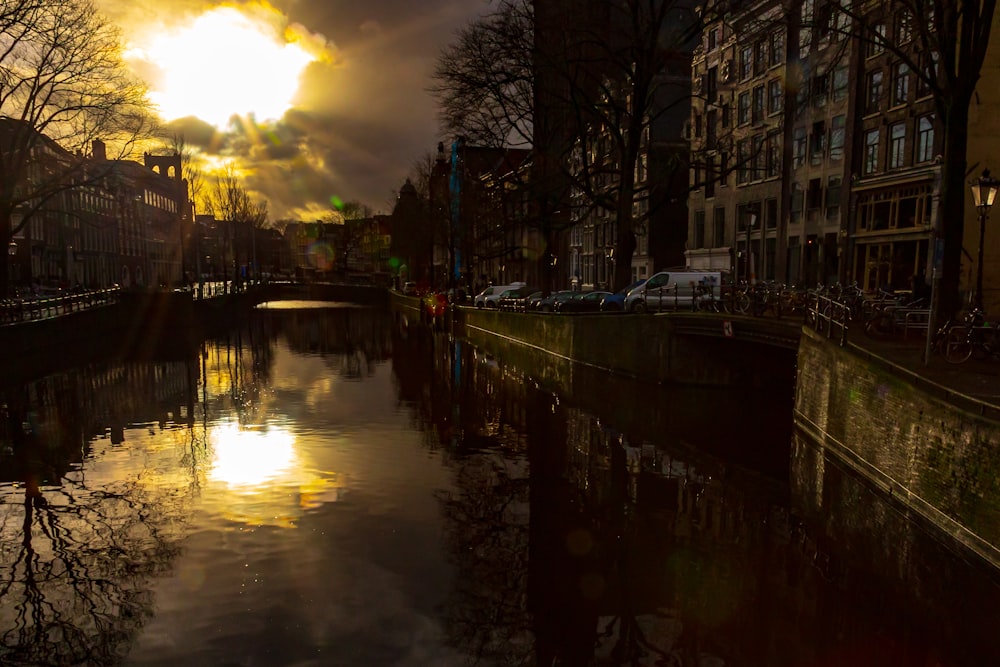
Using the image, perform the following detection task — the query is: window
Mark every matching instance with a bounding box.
[766,131,781,178]
[826,176,842,219]
[720,150,729,186]
[705,154,716,198]
[889,122,906,169]
[918,51,939,97]
[740,45,753,80]
[800,0,814,55]
[754,39,767,75]
[766,198,778,229]
[892,62,910,106]
[708,26,720,51]
[706,66,718,103]
[916,115,935,163]
[752,134,765,179]
[830,115,845,160]
[694,210,706,248]
[868,23,886,56]
[866,70,883,113]
[832,65,849,101]
[770,31,784,65]
[864,128,880,174]
[721,103,731,128]
[895,10,912,43]
[812,73,829,107]
[793,126,807,167]
[713,207,726,247]
[706,109,717,146]
[768,78,783,114]
[738,91,751,125]
[810,120,826,164]
[737,138,750,184]
[791,183,804,224]
[807,178,822,210]
[752,85,765,124]
[694,113,702,138]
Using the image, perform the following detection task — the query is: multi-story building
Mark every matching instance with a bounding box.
[4,125,186,292]
[687,2,1000,304]
[847,5,939,292]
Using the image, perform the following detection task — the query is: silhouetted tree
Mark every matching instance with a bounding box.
[0,0,154,296]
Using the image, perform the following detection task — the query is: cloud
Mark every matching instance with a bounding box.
[99,0,492,221]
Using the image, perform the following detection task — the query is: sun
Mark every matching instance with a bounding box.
[128,5,319,128]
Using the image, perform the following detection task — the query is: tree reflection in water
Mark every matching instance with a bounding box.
[392,324,995,666]
[0,398,184,665]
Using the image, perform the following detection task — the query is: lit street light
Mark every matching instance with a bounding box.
[969,168,999,311]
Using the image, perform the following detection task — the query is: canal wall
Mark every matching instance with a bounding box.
[453,305,799,390]
[794,326,1000,569]
[389,293,1000,570]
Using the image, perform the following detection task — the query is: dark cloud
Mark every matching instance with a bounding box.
[101,0,495,220]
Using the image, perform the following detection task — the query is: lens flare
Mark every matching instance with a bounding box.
[308,241,335,271]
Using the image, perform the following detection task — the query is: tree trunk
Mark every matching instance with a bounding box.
[936,96,973,320]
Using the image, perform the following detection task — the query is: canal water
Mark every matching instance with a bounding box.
[0,301,997,666]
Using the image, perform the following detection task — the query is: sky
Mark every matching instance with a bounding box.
[96,0,494,221]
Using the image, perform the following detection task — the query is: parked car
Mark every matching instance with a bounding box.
[624,271,723,312]
[523,291,547,311]
[475,282,526,308]
[601,279,647,312]
[402,281,419,296]
[517,290,544,312]
[556,290,613,313]
[497,285,538,311]
[446,287,468,304]
[535,290,578,312]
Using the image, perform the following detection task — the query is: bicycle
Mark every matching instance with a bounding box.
[937,308,999,364]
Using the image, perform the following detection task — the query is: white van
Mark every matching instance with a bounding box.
[624,271,723,312]
[474,282,526,308]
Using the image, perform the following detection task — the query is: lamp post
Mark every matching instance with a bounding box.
[746,205,758,284]
[970,168,1000,311]
[8,239,17,296]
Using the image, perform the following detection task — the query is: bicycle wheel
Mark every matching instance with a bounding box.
[864,312,893,339]
[942,326,973,364]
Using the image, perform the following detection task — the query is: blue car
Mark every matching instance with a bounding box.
[600,279,647,311]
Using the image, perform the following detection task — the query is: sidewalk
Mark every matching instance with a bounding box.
[842,325,1000,411]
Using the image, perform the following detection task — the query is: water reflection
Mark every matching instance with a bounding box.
[0,305,996,666]
[393,324,999,666]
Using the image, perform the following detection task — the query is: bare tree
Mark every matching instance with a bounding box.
[205,165,269,282]
[0,0,155,296]
[823,0,997,318]
[429,0,534,149]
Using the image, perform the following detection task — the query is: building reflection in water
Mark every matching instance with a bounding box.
[392,323,999,666]
[0,304,995,666]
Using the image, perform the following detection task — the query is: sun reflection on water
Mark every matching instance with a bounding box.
[205,421,340,527]
[208,422,297,488]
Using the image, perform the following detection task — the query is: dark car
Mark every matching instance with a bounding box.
[601,279,647,312]
[516,290,544,312]
[497,285,538,312]
[556,290,613,313]
[524,291,546,311]
[535,290,578,313]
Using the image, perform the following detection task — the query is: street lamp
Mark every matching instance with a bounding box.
[970,168,1000,310]
[745,205,759,284]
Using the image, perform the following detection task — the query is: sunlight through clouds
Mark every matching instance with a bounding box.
[125,3,324,128]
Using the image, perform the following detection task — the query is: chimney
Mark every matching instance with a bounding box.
[92,139,106,161]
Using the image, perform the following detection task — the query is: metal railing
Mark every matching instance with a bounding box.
[807,292,850,346]
[0,287,122,324]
